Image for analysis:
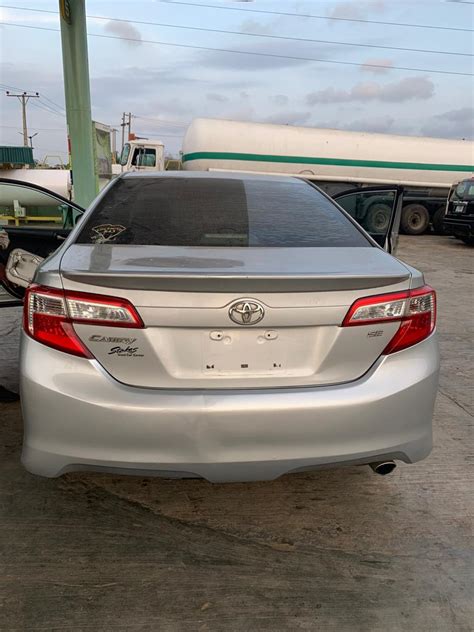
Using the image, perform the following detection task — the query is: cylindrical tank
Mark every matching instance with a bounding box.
[0,169,70,206]
[182,118,474,188]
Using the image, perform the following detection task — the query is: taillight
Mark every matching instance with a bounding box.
[342,285,436,354]
[23,285,144,358]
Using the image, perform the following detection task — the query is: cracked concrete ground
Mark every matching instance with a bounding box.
[0,235,473,631]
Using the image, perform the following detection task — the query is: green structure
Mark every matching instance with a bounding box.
[59,0,97,207]
[0,146,34,167]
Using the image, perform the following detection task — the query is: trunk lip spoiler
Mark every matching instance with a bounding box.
[60,270,410,292]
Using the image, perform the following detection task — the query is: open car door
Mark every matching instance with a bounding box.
[0,178,85,305]
[332,185,403,254]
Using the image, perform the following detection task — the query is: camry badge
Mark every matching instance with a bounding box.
[229,300,265,326]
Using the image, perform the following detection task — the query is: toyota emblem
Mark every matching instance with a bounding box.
[229,300,265,326]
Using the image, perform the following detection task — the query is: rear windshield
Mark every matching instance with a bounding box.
[76,177,370,248]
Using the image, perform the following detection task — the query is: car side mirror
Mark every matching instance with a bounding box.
[5,248,44,289]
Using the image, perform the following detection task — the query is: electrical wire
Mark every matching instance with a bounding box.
[0,81,66,115]
[1,2,471,33]
[0,5,471,57]
[79,18,474,58]
[157,0,474,33]
[29,99,66,118]
[1,22,472,77]
[0,125,65,131]
[41,95,65,112]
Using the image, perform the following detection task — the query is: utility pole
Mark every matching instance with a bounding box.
[120,112,132,148]
[6,91,39,146]
[111,128,118,163]
[59,0,97,207]
[120,112,126,151]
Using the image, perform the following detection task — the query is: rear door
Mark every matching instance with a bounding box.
[0,178,84,303]
[333,185,403,253]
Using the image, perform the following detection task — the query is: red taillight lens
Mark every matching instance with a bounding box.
[342,285,436,354]
[24,285,144,358]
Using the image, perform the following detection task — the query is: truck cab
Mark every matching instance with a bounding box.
[113,139,165,174]
[443,177,474,245]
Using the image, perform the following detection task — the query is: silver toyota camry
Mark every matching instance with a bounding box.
[8,173,439,481]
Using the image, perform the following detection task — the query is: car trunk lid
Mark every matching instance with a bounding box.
[60,244,411,389]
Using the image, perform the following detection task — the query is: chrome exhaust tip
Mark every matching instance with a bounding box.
[369,461,396,476]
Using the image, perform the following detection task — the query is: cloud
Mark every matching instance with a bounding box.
[198,40,337,71]
[104,20,143,46]
[265,111,312,126]
[328,1,386,20]
[206,93,229,103]
[271,94,289,106]
[360,58,394,74]
[306,76,434,104]
[239,19,276,35]
[421,107,474,140]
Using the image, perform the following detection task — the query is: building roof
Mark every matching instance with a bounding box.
[0,146,34,166]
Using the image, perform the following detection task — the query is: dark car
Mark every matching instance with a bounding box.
[443,178,474,245]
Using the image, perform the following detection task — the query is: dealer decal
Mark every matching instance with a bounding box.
[90,224,126,243]
[108,345,144,357]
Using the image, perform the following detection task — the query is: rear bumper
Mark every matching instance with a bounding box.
[20,334,439,482]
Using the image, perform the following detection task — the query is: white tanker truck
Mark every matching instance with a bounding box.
[182,118,474,235]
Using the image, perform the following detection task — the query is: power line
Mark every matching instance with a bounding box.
[1,22,472,77]
[2,2,471,33]
[29,99,66,118]
[42,95,65,112]
[0,125,65,131]
[157,0,474,33]
[0,5,471,57]
[81,18,474,58]
[0,81,65,114]
[37,100,66,116]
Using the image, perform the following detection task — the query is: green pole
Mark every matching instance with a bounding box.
[59,0,97,207]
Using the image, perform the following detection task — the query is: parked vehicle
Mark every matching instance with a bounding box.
[443,177,474,245]
[0,174,438,482]
[112,139,165,174]
[182,118,474,235]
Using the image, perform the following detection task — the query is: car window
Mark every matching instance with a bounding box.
[335,190,397,238]
[75,177,370,248]
[0,181,81,230]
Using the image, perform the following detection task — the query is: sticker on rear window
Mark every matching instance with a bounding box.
[90,224,126,243]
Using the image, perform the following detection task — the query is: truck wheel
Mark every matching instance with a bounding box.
[432,206,447,235]
[400,204,430,235]
[365,203,391,234]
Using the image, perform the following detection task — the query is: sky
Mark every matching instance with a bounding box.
[0,0,473,163]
